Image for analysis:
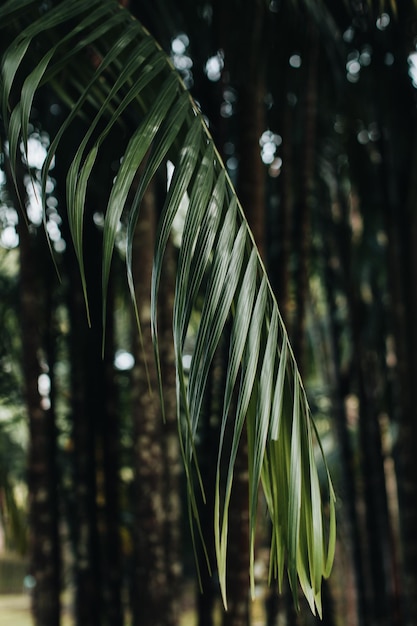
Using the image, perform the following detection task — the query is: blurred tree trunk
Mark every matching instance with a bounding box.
[292,20,319,371]
[65,215,103,626]
[158,216,183,624]
[217,2,266,625]
[67,214,124,626]
[320,207,363,626]
[6,154,61,626]
[321,150,400,626]
[197,345,225,626]
[101,275,124,626]
[20,225,61,626]
[50,104,124,625]
[43,261,62,626]
[267,31,322,623]
[131,179,181,626]
[234,6,266,255]
[275,94,294,325]
[375,33,417,623]
[266,42,295,626]
[401,175,417,625]
[339,192,384,626]
[384,138,417,626]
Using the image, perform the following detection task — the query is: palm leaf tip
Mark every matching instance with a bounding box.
[0,0,336,614]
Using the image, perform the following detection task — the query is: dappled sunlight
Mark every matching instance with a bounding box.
[376,13,390,31]
[114,349,135,371]
[38,373,51,410]
[220,87,236,119]
[22,136,48,171]
[346,52,361,82]
[0,132,65,252]
[171,33,193,88]
[289,53,302,68]
[408,51,417,87]
[205,51,224,82]
[0,203,19,248]
[259,130,281,165]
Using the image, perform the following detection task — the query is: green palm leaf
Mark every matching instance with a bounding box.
[0,0,335,614]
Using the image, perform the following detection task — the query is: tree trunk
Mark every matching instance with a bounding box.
[20,227,61,626]
[65,216,103,626]
[42,262,62,626]
[385,160,417,626]
[131,180,180,626]
[101,276,124,626]
[373,25,417,624]
[275,96,294,326]
[292,20,319,370]
[6,154,61,626]
[197,345,225,626]
[158,188,183,625]
[321,222,363,626]
[221,4,266,626]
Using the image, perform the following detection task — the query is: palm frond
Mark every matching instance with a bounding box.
[0,0,335,614]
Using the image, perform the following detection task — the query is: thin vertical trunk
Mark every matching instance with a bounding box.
[385,152,417,626]
[292,21,319,368]
[275,98,294,326]
[19,221,61,626]
[266,64,295,626]
[131,180,180,626]
[102,276,124,626]
[404,175,417,624]
[6,155,61,626]
[329,178,395,626]
[400,128,417,626]
[65,216,102,626]
[356,341,394,626]
[321,226,362,626]
[221,3,266,626]
[197,345,225,626]
[46,127,105,625]
[158,190,183,625]
[350,317,390,626]
[335,199,378,626]
[374,31,417,624]
[43,264,62,626]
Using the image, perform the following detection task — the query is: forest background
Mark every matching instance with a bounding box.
[1,1,417,626]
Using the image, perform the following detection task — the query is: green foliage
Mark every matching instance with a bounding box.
[0,0,335,614]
